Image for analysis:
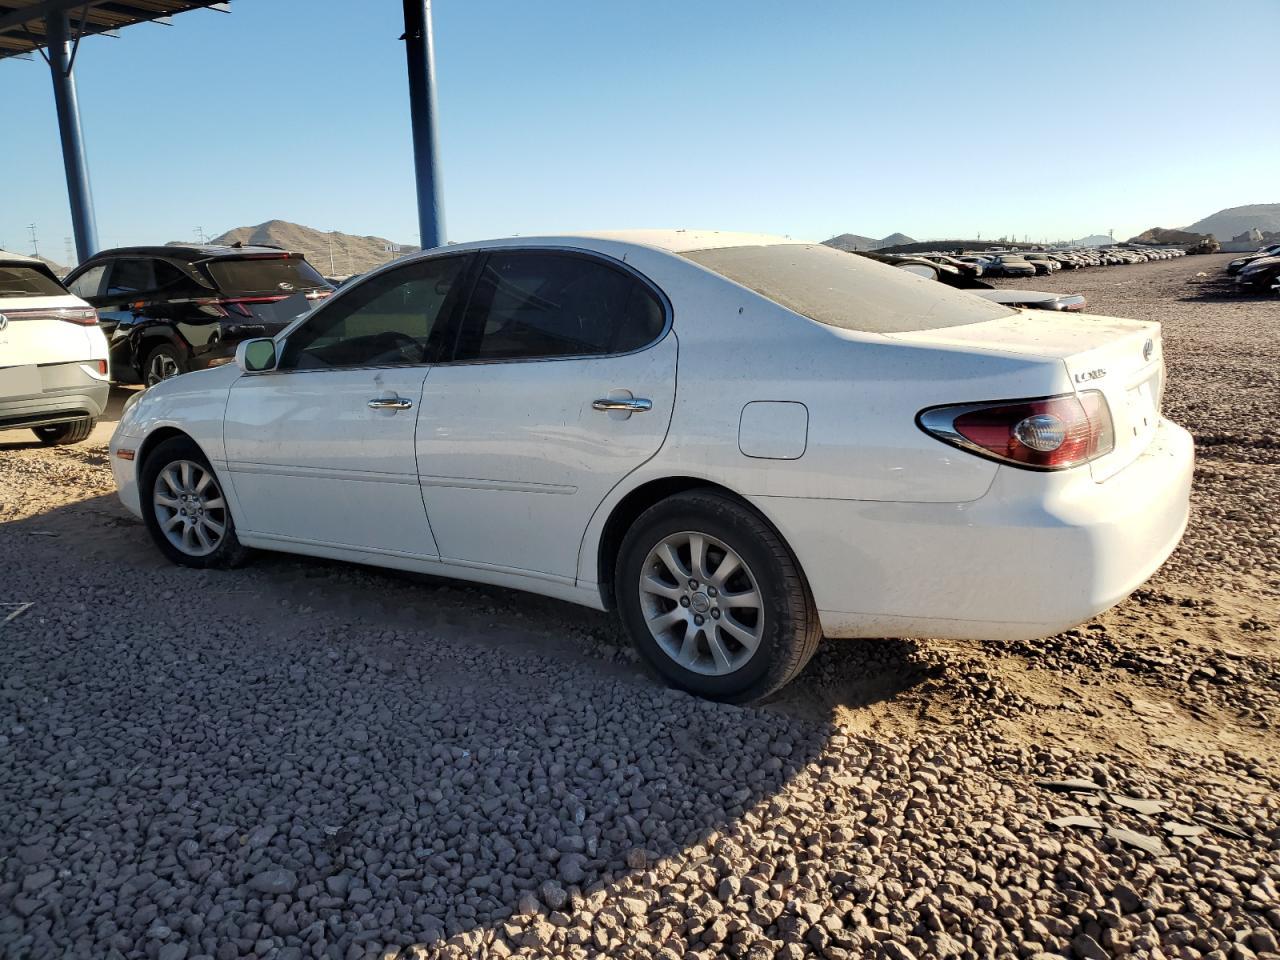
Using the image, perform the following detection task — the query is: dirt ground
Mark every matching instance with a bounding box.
[1,253,1277,960]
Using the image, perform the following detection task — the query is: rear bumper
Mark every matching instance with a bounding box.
[754,418,1194,642]
[0,362,109,430]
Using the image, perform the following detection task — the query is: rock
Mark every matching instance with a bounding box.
[558,853,588,885]
[1072,933,1108,960]
[247,869,298,895]
[539,880,568,911]
[22,869,55,892]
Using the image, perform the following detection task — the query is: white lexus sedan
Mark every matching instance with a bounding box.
[108,232,1193,701]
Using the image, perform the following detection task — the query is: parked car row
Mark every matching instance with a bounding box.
[1225,242,1280,295]
[857,251,1087,311]
[916,246,1186,279]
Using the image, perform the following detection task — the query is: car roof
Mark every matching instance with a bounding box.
[438,230,806,257]
[79,244,297,264]
[0,248,45,266]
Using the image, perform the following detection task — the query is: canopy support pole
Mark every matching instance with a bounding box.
[402,0,445,250]
[45,10,98,263]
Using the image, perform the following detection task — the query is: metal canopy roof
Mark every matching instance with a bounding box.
[0,0,228,59]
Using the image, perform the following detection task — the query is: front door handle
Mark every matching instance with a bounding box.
[592,397,652,413]
[368,397,413,410]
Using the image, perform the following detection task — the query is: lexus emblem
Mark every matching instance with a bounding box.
[1143,339,1154,361]
[0,313,7,333]
[278,281,295,292]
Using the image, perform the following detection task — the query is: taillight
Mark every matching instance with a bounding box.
[60,307,101,326]
[194,295,288,318]
[0,306,101,325]
[918,392,1114,470]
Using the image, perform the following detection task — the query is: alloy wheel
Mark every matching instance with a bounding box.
[152,460,227,557]
[147,351,181,386]
[638,531,763,676]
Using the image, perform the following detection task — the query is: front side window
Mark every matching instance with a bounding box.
[278,255,467,370]
[456,251,665,362]
[67,264,107,299]
[105,259,156,297]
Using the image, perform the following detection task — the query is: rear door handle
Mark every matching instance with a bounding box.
[368,397,413,410]
[592,397,652,413]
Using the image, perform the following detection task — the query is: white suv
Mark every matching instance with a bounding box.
[0,251,110,444]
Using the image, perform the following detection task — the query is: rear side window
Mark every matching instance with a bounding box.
[105,259,156,296]
[682,244,1012,333]
[206,257,329,296]
[279,256,467,370]
[456,251,665,361]
[153,260,190,289]
[0,265,66,297]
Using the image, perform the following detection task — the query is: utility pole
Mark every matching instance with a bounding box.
[28,224,40,258]
[194,226,207,244]
[328,231,336,275]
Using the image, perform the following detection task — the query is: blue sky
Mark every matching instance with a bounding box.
[1,0,1276,261]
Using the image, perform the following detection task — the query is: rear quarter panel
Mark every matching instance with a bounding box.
[574,247,1074,583]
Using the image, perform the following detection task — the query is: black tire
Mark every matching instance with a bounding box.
[143,343,187,386]
[33,417,95,445]
[615,489,822,703]
[139,435,250,569]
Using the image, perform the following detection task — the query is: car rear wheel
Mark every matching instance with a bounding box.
[616,490,821,703]
[140,436,249,569]
[144,344,186,386]
[32,417,95,445]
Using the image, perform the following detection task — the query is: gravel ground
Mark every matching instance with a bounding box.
[1,253,1277,960]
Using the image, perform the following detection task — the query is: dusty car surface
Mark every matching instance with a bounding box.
[108,232,1193,701]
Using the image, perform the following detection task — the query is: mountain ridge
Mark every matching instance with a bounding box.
[170,220,420,277]
[1183,204,1280,242]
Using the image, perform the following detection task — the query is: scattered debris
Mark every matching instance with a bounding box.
[1111,794,1165,816]
[1049,815,1105,830]
[1107,826,1171,857]
[1,602,34,624]
[1036,778,1105,793]
[1162,821,1206,838]
[1189,815,1251,841]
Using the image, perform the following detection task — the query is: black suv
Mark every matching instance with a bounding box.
[64,245,333,385]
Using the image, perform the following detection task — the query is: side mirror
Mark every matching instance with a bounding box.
[235,338,278,373]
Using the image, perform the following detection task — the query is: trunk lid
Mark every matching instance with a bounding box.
[888,309,1164,481]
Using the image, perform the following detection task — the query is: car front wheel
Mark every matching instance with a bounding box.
[616,490,821,703]
[140,436,249,569]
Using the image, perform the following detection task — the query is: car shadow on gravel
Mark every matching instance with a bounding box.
[1,495,934,958]
[1176,274,1270,302]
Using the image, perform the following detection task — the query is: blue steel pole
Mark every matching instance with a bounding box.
[46,11,99,263]
[402,0,445,249]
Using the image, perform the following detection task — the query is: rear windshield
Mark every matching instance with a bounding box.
[204,256,330,296]
[0,264,66,297]
[681,244,1012,333]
